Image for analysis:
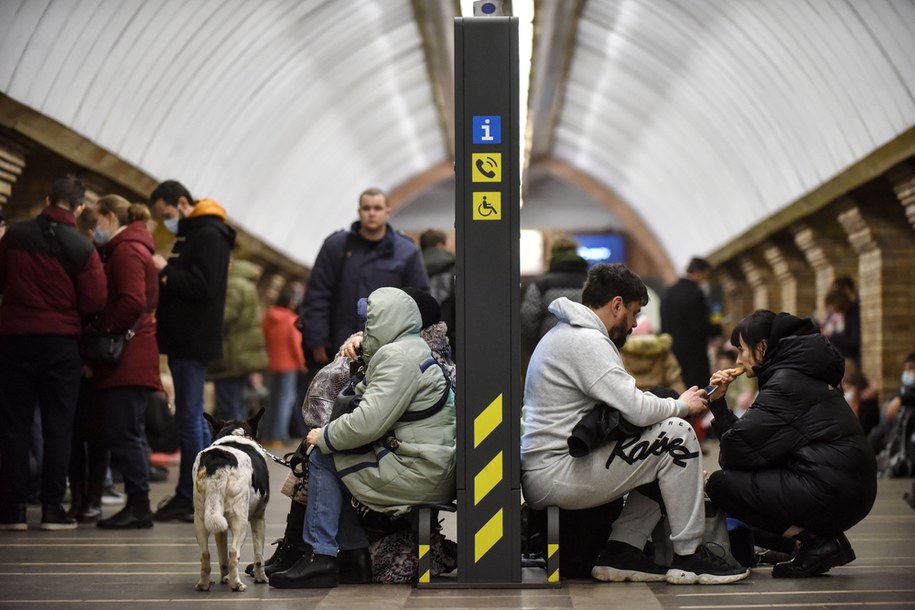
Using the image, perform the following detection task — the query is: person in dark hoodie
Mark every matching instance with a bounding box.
[149,180,236,522]
[706,310,877,578]
[520,235,589,355]
[86,196,161,529]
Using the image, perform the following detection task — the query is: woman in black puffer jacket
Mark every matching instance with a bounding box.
[705,310,877,578]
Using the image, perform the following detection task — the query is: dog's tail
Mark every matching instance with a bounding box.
[196,467,229,532]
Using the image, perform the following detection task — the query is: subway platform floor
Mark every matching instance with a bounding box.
[1,447,914,609]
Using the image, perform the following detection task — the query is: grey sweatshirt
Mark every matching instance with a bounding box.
[521,297,688,472]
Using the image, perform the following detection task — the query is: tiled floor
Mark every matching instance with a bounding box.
[1,445,913,609]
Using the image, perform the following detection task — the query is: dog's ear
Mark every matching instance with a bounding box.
[248,407,266,435]
[203,412,222,435]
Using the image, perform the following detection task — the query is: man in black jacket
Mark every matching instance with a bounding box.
[660,257,717,390]
[149,180,236,522]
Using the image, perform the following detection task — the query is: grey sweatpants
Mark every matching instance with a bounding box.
[521,417,706,556]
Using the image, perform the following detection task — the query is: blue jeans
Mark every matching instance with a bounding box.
[213,376,246,422]
[302,450,368,556]
[262,371,298,442]
[169,358,210,502]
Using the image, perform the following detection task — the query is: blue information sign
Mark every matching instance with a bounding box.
[472,115,501,144]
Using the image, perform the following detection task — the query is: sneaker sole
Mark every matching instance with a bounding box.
[592,565,667,583]
[40,522,78,531]
[666,567,750,585]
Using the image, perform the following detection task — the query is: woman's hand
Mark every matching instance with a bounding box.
[306,427,322,447]
[339,332,364,360]
[709,367,744,399]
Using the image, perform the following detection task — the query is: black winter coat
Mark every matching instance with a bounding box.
[156,211,236,362]
[660,278,715,388]
[710,314,877,532]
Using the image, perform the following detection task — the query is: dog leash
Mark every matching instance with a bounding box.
[259,444,293,468]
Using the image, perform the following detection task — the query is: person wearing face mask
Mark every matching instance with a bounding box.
[705,310,877,578]
[521,263,748,586]
[147,180,236,522]
[85,196,162,529]
[867,351,915,458]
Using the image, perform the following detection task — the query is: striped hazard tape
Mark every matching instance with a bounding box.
[473,394,504,563]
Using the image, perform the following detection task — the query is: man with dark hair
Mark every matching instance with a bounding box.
[521,263,748,585]
[0,175,107,531]
[148,179,236,522]
[661,257,717,389]
[299,187,429,369]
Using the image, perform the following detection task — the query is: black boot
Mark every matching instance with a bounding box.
[772,531,855,578]
[97,496,154,530]
[269,550,338,589]
[67,487,85,520]
[338,548,372,584]
[264,540,309,577]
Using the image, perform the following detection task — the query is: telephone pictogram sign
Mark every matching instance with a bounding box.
[472,192,502,220]
[472,153,502,183]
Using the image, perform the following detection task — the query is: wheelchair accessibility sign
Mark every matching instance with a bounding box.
[472,192,501,220]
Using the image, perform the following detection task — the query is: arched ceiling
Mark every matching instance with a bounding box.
[2,0,914,272]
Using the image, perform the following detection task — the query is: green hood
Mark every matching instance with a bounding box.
[361,287,422,359]
[230,259,261,281]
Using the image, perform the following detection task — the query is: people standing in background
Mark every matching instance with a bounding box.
[821,277,861,366]
[208,258,268,422]
[261,288,307,448]
[419,229,455,352]
[86,196,161,529]
[0,176,107,531]
[148,180,236,523]
[661,257,718,442]
[298,187,429,372]
[660,257,718,390]
[521,235,589,356]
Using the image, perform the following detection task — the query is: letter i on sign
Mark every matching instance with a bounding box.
[473,116,501,144]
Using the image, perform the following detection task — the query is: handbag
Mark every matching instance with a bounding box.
[80,322,139,365]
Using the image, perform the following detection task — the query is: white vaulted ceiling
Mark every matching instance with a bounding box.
[2,0,915,270]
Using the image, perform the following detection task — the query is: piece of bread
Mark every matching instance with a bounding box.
[732,366,745,376]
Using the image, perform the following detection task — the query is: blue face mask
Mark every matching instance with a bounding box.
[903,371,915,388]
[92,227,111,245]
[164,216,179,234]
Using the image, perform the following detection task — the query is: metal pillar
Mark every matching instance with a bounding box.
[454,15,521,585]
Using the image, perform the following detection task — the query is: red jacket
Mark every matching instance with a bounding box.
[262,305,306,373]
[91,222,162,391]
[0,206,107,336]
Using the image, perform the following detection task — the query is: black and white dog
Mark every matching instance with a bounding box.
[193,408,269,592]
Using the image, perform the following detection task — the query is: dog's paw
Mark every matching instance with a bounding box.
[231,581,248,592]
[253,570,268,584]
[195,580,213,592]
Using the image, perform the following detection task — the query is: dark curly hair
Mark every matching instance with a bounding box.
[581,263,648,309]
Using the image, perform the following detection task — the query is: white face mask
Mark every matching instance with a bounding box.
[92,227,111,245]
[164,216,179,234]
[903,370,915,388]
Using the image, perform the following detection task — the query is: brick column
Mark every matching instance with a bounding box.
[739,252,780,313]
[0,135,26,208]
[762,237,816,318]
[887,163,915,232]
[791,219,857,320]
[837,199,915,395]
[717,264,751,337]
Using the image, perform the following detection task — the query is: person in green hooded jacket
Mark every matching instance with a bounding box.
[208,258,268,421]
[269,287,455,589]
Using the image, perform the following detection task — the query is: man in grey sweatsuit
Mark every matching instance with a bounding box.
[521,263,748,585]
